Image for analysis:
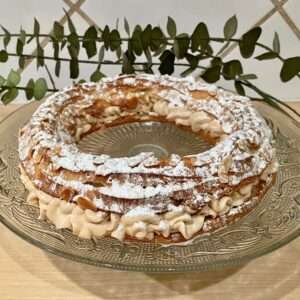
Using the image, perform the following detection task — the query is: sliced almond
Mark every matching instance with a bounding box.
[74,195,98,212]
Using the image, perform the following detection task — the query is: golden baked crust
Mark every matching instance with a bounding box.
[18,74,278,242]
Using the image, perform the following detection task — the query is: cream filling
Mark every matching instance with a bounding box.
[153,101,224,137]
[20,166,273,242]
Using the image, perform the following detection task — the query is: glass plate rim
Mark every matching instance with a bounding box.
[0,102,300,272]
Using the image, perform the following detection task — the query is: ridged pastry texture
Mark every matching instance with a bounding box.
[18,74,278,242]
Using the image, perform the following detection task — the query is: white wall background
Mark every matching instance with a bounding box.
[0,0,299,102]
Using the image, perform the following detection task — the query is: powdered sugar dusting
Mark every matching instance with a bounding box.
[19,74,276,212]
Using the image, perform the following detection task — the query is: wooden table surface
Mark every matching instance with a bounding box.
[1,103,300,300]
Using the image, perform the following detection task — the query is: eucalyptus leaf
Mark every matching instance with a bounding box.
[167,16,177,38]
[0,75,5,87]
[83,26,97,58]
[180,66,196,77]
[239,73,257,80]
[124,49,135,64]
[7,70,20,87]
[234,80,246,95]
[70,58,79,79]
[191,22,209,52]
[90,70,105,82]
[1,87,18,104]
[1,25,11,49]
[37,44,44,68]
[55,60,61,77]
[239,27,261,58]
[255,52,277,60]
[18,56,25,69]
[131,26,143,55]
[116,46,122,60]
[122,51,135,74]
[174,33,189,59]
[124,18,130,36]
[0,50,8,62]
[159,50,175,75]
[102,25,110,50]
[20,29,26,44]
[273,32,280,54]
[109,29,121,51]
[53,21,64,41]
[33,78,47,100]
[98,45,105,69]
[68,32,80,54]
[60,39,67,50]
[141,24,152,49]
[53,40,59,59]
[211,57,223,67]
[33,18,40,37]
[16,38,24,56]
[224,15,238,40]
[280,56,300,82]
[150,27,165,51]
[144,47,152,65]
[201,65,221,83]
[143,64,154,74]
[77,79,86,84]
[185,53,199,68]
[25,79,35,100]
[64,9,76,34]
[153,43,167,57]
[223,59,243,80]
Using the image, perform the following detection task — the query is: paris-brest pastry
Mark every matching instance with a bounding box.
[19,74,278,242]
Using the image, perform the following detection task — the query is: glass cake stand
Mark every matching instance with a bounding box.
[0,101,300,272]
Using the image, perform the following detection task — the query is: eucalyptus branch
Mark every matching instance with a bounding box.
[0,14,299,121]
[5,52,209,70]
[239,79,300,118]
[0,85,57,93]
[44,63,57,90]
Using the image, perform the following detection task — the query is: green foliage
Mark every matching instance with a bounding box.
[150,27,165,51]
[201,65,221,83]
[7,70,21,87]
[64,9,76,34]
[1,87,18,104]
[53,21,64,41]
[273,32,280,54]
[167,16,177,38]
[0,75,5,87]
[255,52,277,60]
[122,51,135,74]
[25,79,34,100]
[70,58,79,79]
[191,22,209,52]
[90,70,105,82]
[1,26,11,49]
[131,26,143,55]
[0,50,8,62]
[83,26,97,58]
[33,78,47,100]
[234,80,245,95]
[174,33,189,58]
[224,15,238,40]
[159,50,175,75]
[280,57,300,82]
[223,60,243,80]
[0,15,299,120]
[124,18,130,36]
[109,29,121,51]
[239,27,262,58]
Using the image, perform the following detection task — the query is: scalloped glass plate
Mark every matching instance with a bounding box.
[0,101,300,272]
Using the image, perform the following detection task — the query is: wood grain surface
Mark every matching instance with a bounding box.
[0,103,300,300]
